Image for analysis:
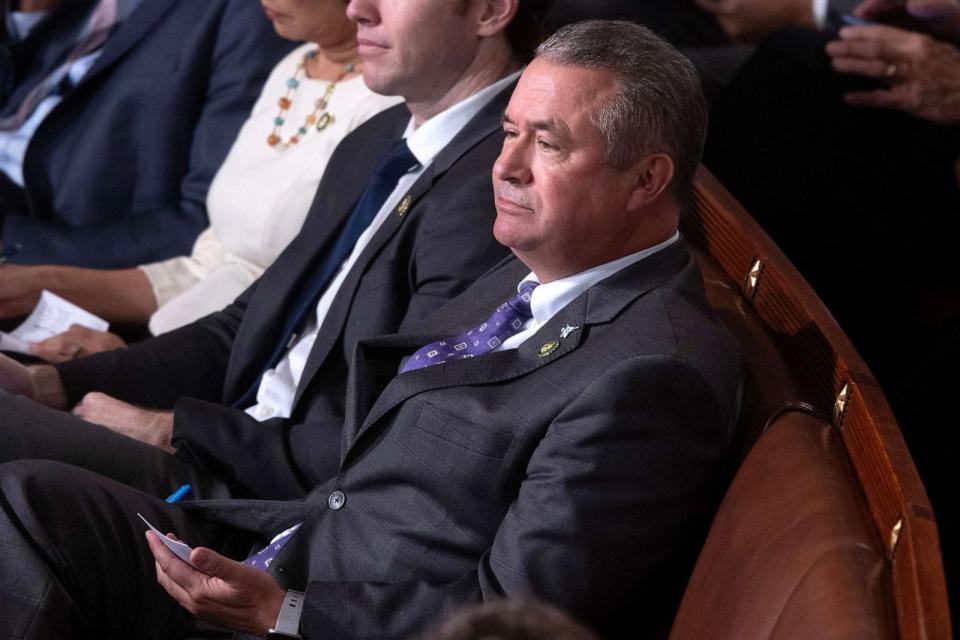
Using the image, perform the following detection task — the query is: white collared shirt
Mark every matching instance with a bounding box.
[812,0,830,27]
[6,10,49,40]
[246,70,521,421]
[498,232,681,351]
[0,50,101,186]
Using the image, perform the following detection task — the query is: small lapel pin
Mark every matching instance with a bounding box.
[397,195,412,217]
[538,340,560,357]
[559,325,580,340]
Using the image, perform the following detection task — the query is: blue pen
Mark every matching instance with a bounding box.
[165,484,192,503]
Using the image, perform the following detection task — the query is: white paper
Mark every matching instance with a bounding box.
[0,290,109,355]
[137,513,199,569]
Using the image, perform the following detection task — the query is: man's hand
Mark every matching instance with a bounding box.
[0,353,68,408]
[694,0,815,42]
[827,25,960,123]
[73,392,175,452]
[0,353,35,397]
[0,265,43,320]
[856,0,960,40]
[146,531,286,636]
[29,324,127,363]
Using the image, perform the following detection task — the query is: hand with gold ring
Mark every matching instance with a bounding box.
[826,24,960,123]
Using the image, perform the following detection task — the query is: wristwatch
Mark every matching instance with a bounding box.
[265,590,305,639]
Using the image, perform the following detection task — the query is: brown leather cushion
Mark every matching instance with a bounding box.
[669,412,897,640]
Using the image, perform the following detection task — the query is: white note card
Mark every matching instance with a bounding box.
[137,514,199,569]
[0,290,109,355]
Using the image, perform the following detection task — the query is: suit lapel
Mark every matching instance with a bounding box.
[290,82,516,410]
[72,0,175,89]
[223,112,405,400]
[340,242,693,463]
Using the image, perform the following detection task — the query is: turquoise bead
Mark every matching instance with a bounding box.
[298,127,307,136]
[286,78,299,89]
[274,117,285,126]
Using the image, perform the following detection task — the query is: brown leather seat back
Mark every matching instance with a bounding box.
[670,168,950,639]
[669,412,897,640]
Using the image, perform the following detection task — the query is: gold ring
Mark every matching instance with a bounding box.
[885,62,898,78]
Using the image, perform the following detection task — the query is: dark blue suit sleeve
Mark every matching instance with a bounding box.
[2,0,290,267]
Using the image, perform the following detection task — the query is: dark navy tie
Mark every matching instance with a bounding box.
[235,139,419,408]
[400,281,538,373]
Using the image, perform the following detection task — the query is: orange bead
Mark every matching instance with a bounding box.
[278,97,291,109]
[267,134,280,146]
[290,136,299,144]
[305,114,317,125]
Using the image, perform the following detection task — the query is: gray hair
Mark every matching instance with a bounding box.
[535,20,707,206]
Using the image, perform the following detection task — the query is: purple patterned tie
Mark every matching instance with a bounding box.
[245,283,538,569]
[244,523,301,571]
[401,280,538,373]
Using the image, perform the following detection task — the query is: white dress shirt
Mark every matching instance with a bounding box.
[5,10,49,39]
[812,0,830,27]
[245,70,522,421]
[499,232,681,351]
[0,50,101,186]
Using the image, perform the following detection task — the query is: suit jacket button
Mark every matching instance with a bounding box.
[328,490,346,510]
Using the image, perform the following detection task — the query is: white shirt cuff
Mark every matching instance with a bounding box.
[813,0,830,27]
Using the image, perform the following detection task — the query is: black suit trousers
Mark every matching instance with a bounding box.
[0,459,248,639]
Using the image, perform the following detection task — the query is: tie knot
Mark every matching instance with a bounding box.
[506,280,538,317]
[375,139,419,186]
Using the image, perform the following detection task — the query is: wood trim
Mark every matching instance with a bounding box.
[685,166,951,639]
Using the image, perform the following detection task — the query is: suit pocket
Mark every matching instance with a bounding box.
[412,402,514,459]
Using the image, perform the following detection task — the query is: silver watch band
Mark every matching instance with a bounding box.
[267,589,305,638]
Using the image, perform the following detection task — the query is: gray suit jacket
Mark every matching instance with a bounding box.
[188,241,743,638]
[55,90,514,499]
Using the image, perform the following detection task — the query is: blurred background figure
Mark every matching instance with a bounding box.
[703,0,960,612]
[417,599,599,640]
[0,0,291,267]
[0,0,401,361]
[545,0,729,48]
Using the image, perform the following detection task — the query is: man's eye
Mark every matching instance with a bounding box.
[537,139,557,151]
[503,129,518,139]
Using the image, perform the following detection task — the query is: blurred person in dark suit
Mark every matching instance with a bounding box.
[0,0,291,267]
[0,0,401,346]
[545,0,729,47]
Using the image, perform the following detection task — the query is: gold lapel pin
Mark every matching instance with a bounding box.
[538,340,560,357]
[397,195,412,217]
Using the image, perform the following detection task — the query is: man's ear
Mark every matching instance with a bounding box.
[626,153,675,212]
[475,0,518,38]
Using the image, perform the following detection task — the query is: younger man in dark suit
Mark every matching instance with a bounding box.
[0,0,547,500]
[0,20,741,639]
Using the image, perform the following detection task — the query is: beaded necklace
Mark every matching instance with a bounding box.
[267,49,355,151]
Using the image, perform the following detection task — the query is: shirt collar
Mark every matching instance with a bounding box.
[402,69,520,167]
[519,232,681,323]
[6,10,49,40]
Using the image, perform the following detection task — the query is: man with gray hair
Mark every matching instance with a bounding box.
[0,20,740,639]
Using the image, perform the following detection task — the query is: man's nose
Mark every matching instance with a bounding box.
[493,140,532,184]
